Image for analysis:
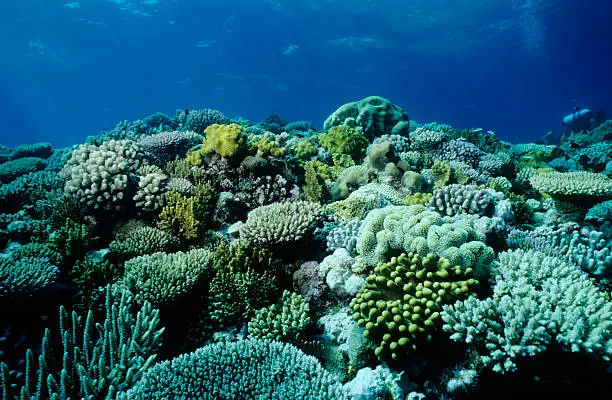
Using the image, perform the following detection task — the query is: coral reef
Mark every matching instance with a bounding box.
[3,99,612,399]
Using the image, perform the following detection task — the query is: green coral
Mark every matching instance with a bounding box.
[71,259,120,311]
[350,252,477,363]
[303,161,327,202]
[431,160,468,188]
[404,192,432,205]
[289,137,318,163]
[8,242,63,265]
[49,219,97,269]
[248,290,311,342]
[212,240,280,275]
[159,191,200,240]
[432,160,452,189]
[109,226,179,260]
[208,267,278,329]
[121,249,214,306]
[317,125,369,162]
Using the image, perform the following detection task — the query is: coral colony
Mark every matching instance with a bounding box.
[0,96,611,399]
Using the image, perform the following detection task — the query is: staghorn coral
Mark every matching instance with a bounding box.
[442,249,612,374]
[1,286,163,399]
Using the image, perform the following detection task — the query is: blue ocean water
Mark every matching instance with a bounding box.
[1,0,611,147]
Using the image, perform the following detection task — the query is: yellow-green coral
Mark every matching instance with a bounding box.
[289,137,318,163]
[186,150,204,166]
[350,252,477,363]
[303,161,327,202]
[431,160,468,188]
[317,125,369,162]
[159,191,200,240]
[404,192,432,205]
[202,123,244,157]
[251,137,286,157]
[431,160,451,189]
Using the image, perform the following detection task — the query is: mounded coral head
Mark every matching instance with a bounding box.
[202,123,244,157]
[324,96,409,140]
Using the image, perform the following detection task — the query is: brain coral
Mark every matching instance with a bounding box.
[324,96,409,139]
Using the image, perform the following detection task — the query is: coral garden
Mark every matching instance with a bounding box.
[0,95,611,399]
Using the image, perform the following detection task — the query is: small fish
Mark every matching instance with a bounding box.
[470,128,483,133]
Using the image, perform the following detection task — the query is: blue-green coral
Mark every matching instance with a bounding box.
[116,339,347,399]
[442,249,612,374]
[1,286,163,399]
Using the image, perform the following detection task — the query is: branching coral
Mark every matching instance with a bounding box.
[248,290,311,342]
[442,249,612,374]
[116,339,347,399]
[0,286,163,399]
[0,257,59,297]
[121,248,214,306]
[109,225,179,260]
[60,139,142,211]
[158,191,200,240]
[238,201,323,246]
[530,170,612,212]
